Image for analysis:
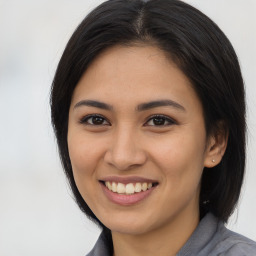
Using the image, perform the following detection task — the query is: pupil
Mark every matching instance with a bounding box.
[92,116,104,125]
[153,117,165,125]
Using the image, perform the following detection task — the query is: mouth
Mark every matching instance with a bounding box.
[100,180,158,195]
[99,177,159,206]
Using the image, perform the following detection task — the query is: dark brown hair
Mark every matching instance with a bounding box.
[51,0,246,234]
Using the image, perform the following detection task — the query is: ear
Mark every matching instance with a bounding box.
[204,121,228,168]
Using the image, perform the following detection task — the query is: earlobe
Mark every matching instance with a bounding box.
[204,124,228,168]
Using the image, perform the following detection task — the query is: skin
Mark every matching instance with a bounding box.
[68,45,227,256]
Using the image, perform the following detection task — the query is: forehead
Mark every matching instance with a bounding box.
[84,44,174,81]
[71,44,202,113]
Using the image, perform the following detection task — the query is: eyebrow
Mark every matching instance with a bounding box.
[136,99,186,112]
[74,100,113,110]
[73,99,185,112]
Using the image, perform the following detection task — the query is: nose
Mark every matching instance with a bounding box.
[104,127,147,171]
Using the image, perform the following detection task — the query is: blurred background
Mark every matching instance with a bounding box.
[0,0,255,255]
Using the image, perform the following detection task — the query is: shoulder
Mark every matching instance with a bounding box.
[210,222,256,256]
[86,232,112,256]
[177,213,256,256]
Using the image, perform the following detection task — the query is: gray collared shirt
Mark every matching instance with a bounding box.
[86,213,256,256]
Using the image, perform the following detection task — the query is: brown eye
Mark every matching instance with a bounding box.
[91,116,105,125]
[152,117,166,125]
[146,115,175,126]
[80,115,110,126]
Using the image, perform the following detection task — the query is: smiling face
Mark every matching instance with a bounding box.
[67,45,216,236]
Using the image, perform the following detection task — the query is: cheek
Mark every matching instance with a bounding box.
[67,132,103,180]
[67,133,106,206]
[148,132,206,181]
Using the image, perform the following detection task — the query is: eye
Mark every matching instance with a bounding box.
[80,114,110,126]
[145,115,176,126]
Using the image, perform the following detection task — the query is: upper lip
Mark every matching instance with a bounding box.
[99,176,159,185]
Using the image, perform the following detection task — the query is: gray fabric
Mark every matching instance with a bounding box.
[87,232,111,256]
[86,213,256,256]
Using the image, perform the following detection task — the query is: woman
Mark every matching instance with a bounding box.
[50,0,256,255]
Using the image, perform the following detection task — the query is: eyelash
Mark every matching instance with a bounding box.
[79,114,176,127]
[144,114,176,126]
[80,114,110,126]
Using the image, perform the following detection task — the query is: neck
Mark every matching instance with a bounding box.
[112,209,199,256]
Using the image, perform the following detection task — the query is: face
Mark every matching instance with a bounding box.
[68,45,214,236]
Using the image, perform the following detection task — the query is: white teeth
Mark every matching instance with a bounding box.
[104,181,155,194]
[126,183,135,194]
[106,181,112,190]
[117,183,126,194]
[134,183,142,192]
[142,182,147,191]
[112,182,117,192]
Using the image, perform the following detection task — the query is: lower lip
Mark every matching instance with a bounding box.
[100,182,157,206]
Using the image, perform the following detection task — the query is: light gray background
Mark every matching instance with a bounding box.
[0,0,255,255]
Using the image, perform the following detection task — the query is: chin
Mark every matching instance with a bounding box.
[109,224,150,236]
[100,213,157,236]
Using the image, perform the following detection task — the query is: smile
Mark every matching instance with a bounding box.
[104,181,154,195]
[100,178,159,205]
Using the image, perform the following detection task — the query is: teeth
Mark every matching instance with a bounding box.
[126,183,135,194]
[105,181,154,195]
[112,182,117,192]
[134,183,142,192]
[117,183,126,194]
[106,181,112,190]
[142,182,147,191]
